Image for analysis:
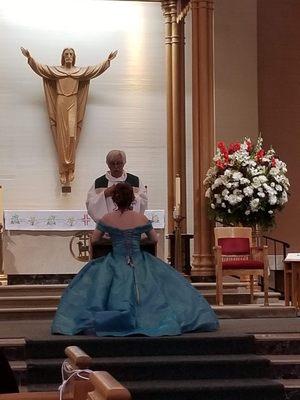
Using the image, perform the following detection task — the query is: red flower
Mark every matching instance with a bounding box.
[228,142,241,154]
[271,157,277,167]
[217,141,228,156]
[246,139,252,152]
[216,159,226,169]
[255,149,265,161]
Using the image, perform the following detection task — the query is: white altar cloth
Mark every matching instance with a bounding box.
[4,209,165,231]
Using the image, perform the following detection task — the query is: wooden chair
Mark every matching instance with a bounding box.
[214,227,269,306]
[0,346,131,400]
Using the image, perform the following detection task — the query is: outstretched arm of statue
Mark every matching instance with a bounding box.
[80,50,118,80]
[20,47,31,59]
[108,50,118,62]
[21,48,55,79]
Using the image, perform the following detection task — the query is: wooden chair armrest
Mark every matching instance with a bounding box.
[88,371,131,400]
[65,346,92,370]
[213,246,222,273]
[250,245,268,260]
[251,245,268,251]
[213,245,222,252]
[250,246,269,269]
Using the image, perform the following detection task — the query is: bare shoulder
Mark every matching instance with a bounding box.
[100,213,114,223]
[133,212,149,225]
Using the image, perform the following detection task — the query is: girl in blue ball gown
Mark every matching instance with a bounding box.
[52,183,219,336]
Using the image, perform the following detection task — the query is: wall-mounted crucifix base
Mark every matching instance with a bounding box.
[62,185,71,193]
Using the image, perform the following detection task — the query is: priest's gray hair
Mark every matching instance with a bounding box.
[106,150,126,165]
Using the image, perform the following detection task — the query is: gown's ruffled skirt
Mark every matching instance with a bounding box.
[52,251,219,336]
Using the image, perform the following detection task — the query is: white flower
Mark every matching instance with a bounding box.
[257,192,266,198]
[252,177,261,188]
[211,203,216,209]
[249,167,259,176]
[227,194,242,205]
[232,171,243,181]
[250,198,260,210]
[248,160,257,167]
[240,177,250,185]
[243,186,254,197]
[269,167,280,177]
[259,175,268,183]
[212,177,222,189]
[222,189,229,197]
[205,188,211,197]
[281,191,288,204]
[269,195,277,205]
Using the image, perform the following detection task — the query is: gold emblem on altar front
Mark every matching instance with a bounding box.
[69,231,90,262]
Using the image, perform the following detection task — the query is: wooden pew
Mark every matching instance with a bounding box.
[0,346,131,400]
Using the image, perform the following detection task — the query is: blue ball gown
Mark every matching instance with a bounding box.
[51,221,219,336]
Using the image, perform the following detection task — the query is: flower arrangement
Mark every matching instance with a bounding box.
[203,136,290,229]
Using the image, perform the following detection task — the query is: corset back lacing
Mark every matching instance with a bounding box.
[124,231,140,304]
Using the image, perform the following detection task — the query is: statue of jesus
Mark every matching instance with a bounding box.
[21,47,118,186]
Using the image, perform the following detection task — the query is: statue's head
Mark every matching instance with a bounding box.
[61,48,76,66]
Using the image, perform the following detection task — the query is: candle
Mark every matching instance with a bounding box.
[175,175,181,217]
[175,175,181,207]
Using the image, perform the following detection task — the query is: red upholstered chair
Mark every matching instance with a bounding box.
[214,227,269,306]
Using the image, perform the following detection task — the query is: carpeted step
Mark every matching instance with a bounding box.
[256,333,300,355]
[0,307,56,320]
[26,354,273,384]
[279,379,300,399]
[122,378,286,400]
[26,379,286,400]
[23,334,286,400]
[267,355,300,379]
[201,291,281,305]
[0,285,67,297]
[215,305,297,319]
[25,334,256,359]
[0,338,26,361]
[0,296,60,308]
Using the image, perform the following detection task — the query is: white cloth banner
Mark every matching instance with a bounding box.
[4,210,95,231]
[4,209,165,231]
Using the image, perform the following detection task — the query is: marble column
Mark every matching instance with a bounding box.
[191,0,215,276]
[162,1,187,233]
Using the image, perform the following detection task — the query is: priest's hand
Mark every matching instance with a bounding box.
[20,47,31,59]
[104,185,116,198]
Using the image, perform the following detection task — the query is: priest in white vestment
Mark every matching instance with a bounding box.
[86,150,148,222]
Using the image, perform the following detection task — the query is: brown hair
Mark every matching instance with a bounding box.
[112,183,135,212]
